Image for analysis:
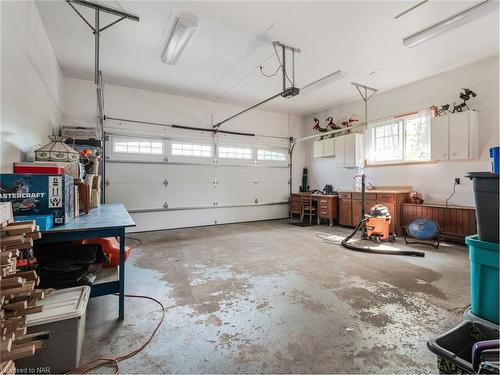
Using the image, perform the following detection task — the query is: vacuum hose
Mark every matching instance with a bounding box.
[341,221,425,257]
[340,174,425,257]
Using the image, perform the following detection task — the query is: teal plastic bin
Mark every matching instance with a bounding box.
[466,235,499,324]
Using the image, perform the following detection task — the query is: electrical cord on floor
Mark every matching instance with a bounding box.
[66,294,177,375]
[125,236,143,246]
[314,233,343,245]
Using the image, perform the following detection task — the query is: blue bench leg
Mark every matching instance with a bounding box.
[118,228,125,321]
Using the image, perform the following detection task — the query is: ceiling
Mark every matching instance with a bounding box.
[37,1,499,115]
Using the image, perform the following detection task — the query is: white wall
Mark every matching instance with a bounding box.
[62,77,306,190]
[303,56,499,206]
[0,1,63,172]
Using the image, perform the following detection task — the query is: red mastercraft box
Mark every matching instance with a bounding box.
[14,162,65,175]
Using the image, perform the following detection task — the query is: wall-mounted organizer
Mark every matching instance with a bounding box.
[431,110,479,161]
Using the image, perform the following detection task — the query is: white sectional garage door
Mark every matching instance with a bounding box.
[104,131,290,232]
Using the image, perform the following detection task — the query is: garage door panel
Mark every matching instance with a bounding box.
[256,168,289,203]
[214,166,257,205]
[105,135,290,231]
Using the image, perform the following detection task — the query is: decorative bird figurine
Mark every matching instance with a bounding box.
[326,116,341,130]
[313,117,329,132]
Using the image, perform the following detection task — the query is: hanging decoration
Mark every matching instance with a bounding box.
[35,136,80,162]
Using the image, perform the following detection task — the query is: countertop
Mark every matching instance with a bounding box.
[338,189,413,194]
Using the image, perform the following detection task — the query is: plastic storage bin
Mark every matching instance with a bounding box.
[464,306,500,330]
[490,147,500,174]
[466,235,499,325]
[427,320,500,374]
[16,286,90,374]
[465,172,499,243]
[14,214,54,231]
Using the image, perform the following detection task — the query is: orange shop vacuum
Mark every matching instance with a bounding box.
[341,174,425,257]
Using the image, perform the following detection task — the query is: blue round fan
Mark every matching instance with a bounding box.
[407,218,440,240]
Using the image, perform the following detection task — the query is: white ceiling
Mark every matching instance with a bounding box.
[37,0,499,115]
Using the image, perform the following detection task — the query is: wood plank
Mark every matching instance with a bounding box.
[0,344,35,361]
[0,338,12,353]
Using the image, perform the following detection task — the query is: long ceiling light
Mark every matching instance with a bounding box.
[403,0,497,47]
[300,70,344,95]
[161,16,198,64]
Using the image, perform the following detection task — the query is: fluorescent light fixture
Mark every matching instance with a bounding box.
[403,0,497,47]
[300,70,344,95]
[161,16,198,64]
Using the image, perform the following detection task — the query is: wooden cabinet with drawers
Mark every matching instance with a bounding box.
[338,190,410,235]
[315,195,339,226]
[290,193,339,226]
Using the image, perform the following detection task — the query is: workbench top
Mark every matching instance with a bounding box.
[41,203,135,234]
[338,188,413,194]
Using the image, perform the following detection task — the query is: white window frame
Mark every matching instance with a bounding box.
[167,140,214,164]
[108,135,167,162]
[366,111,431,166]
[256,147,288,165]
[170,141,212,158]
[217,144,254,161]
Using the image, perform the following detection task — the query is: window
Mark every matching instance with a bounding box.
[218,146,252,160]
[257,149,287,161]
[113,139,163,155]
[367,112,430,164]
[171,142,212,157]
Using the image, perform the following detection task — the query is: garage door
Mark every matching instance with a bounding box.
[104,132,290,232]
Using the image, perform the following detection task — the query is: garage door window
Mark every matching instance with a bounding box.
[113,139,163,155]
[218,146,253,160]
[257,149,287,161]
[171,142,212,157]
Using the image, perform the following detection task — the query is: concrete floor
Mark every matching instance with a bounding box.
[81,220,470,373]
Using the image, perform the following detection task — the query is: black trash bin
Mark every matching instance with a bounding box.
[465,172,499,244]
[427,320,500,374]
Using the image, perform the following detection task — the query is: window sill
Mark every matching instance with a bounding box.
[365,160,437,167]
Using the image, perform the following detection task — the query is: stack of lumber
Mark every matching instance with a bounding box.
[0,203,49,374]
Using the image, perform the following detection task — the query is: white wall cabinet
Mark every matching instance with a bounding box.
[313,138,335,158]
[313,140,324,158]
[314,133,363,167]
[313,133,364,168]
[431,110,479,161]
[323,138,335,157]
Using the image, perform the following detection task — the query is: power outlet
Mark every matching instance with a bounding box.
[455,178,461,185]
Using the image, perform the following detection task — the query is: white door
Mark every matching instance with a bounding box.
[323,138,335,157]
[335,136,345,167]
[449,111,469,160]
[313,140,324,158]
[431,115,450,161]
[344,134,356,167]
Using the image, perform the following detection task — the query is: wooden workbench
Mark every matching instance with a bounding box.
[37,203,135,321]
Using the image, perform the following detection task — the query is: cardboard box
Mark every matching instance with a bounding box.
[61,126,101,140]
[90,189,100,208]
[0,174,74,225]
[0,202,13,225]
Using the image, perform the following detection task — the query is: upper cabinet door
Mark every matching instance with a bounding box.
[313,140,324,158]
[449,111,469,160]
[431,115,450,161]
[335,136,345,167]
[323,138,335,157]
